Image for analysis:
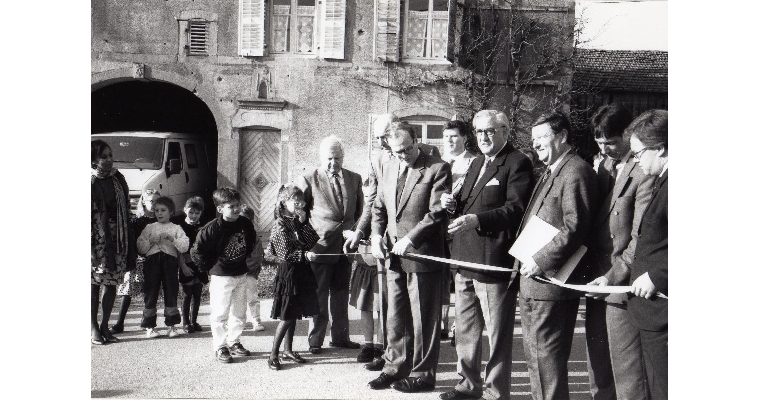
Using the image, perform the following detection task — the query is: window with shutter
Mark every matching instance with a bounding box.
[188,20,210,56]
[320,0,346,59]
[403,0,450,60]
[374,0,401,62]
[270,0,316,54]
[239,0,266,57]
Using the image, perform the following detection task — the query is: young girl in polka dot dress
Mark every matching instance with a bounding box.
[265,184,320,370]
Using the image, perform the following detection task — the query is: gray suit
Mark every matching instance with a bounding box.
[515,150,597,400]
[371,151,450,384]
[586,154,654,400]
[297,168,364,347]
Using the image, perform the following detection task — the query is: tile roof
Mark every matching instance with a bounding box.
[573,49,668,93]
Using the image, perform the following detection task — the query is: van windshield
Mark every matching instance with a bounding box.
[96,137,164,170]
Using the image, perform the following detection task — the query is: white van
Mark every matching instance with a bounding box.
[91,132,217,216]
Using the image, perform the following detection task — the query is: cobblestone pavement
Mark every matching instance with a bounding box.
[92,297,593,399]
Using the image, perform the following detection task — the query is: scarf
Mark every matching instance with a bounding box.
[91,167,129,269]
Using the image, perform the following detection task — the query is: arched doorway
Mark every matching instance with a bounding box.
[92,80,219,221]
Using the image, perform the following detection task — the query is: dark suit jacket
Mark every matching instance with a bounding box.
[297,168,364,264]
[627,170,667,331]
[371,151,451,273]
[516,150,597,300]
[450,143,533,285]
[589,154,655,303]
[356,144,441,238]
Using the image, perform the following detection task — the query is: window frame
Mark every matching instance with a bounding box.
[401,0,451,61]
[269,0,318,56]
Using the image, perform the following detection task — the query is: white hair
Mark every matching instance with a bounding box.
[472,110,510,130]
[373,113,398,138]
[320,135,344,156]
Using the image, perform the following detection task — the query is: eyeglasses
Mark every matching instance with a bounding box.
[632,147,655,161]
[392,143,415,156]
[475,128,500,138]
[287,199,306,207]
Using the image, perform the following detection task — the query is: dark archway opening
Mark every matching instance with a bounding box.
[92,80,217,137]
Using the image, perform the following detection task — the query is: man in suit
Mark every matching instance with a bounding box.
[516,111,597,400]
[438,110,533,400]
[296,135,363,353]
[355,113,443,370]
[585,104,654,400]
[367,121,451,393]
[623,110,668,400]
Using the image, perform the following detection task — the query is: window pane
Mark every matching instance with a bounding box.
[95,137,164,170]
[433,0,447,11]
[167,142,183,170]
[272,0,291,53]
[426,124,443,140]
[298,0,315,6]
[185,144,198,168]
[408,0,429,12]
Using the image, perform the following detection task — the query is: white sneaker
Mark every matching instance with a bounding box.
[146,328,163,338]
[167,326,181,338]
[252,324,265,332]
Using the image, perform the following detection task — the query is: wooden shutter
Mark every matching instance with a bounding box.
[188,20,209,55]
[320,0,346,59]
[374,0,401,62]
[445,0,458,62]
[239,0,265,57]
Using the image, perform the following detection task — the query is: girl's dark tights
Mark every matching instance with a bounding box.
[182,283,203,325]
[114,295,131,327]
[271,319,296,358]
[91,284,116,334]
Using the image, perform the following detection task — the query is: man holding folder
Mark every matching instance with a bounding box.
[515,111,597,400]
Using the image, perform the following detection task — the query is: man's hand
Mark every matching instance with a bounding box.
[343,230,363,254]
[390,236,413,256]
[440,192,456,211]
[586,276,610,300]
[305,251,317,262]
[631,272,656,299]
[448,214,479,234]
[180,264,194,277]
[519,259,542,278]
[371,235,387,260]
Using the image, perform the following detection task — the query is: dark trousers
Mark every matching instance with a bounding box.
[182,282,203,326]
[454,275,517,400]
[382,257,442,385]
[520,297,580,400]
[141,252,181,328]
[607,302,649,400]
[585,298,617,400]
[308,256,351,347]
[640,329,668,400]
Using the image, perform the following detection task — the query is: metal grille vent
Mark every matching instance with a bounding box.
[188,20,209,56]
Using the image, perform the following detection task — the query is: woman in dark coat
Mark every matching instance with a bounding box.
[91,139,135,344]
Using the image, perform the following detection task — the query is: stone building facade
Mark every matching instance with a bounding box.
[92,0,574,238]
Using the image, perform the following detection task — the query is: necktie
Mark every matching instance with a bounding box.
[330,173,344,213]
[475,158,492,185]
[396,165,408,207]
[526,167,551,216]
[610,159,621,187]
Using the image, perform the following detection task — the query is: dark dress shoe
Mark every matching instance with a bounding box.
[329,340,360,349]
[281,351,307,363]
[109,324,124,334]
[364,357,385,371]
[91,335,105,346]
[308,346,322,354]
[439,389,479,400]
[392,377,435,393]
[368,372,401,390]
[267,357,281,370]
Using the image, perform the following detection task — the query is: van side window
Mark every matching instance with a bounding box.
[167,142,183,170]
[185,143,199,169]
[196,143,209,169]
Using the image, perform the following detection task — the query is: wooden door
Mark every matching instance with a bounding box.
[239,129,281,245]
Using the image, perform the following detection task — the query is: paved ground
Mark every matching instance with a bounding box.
[92,296,594,399]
